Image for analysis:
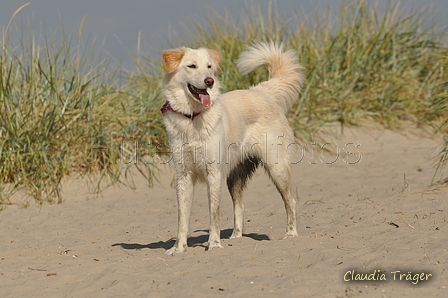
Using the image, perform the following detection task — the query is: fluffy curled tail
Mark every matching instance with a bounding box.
[237,41,305,114]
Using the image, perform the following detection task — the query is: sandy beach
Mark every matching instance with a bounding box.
[1,126,447,297]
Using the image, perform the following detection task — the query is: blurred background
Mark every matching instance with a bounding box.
[1,0,447,69]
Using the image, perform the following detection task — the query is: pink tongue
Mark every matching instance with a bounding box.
[199,93,211,107]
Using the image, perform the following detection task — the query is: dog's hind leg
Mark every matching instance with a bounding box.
[264,163,298,239]
[165,172,194,255]
[227,159,259,238]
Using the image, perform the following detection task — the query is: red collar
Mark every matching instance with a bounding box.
[160,101,201,120]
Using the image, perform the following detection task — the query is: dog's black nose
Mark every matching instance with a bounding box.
[205,77,214,87]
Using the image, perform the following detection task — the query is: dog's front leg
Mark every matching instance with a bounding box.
[166,172,194,255]
[206,168,224,251]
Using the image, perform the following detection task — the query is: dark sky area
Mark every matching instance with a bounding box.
[1,0,446,69]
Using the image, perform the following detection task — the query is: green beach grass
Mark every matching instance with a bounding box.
[1,1,447,208]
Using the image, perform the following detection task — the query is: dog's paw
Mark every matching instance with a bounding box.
[229,231,243,239]
[207,240,224,251]
[282,230,298,239]
[165,245,186,255]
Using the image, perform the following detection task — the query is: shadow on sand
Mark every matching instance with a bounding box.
[111,228,270,251]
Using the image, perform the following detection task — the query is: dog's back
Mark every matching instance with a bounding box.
[218,42,304,240]
[219,42,304,164]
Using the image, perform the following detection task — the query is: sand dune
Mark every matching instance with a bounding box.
[1,127,447,297]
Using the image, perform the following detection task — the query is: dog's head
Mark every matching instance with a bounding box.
[162,47,222,114]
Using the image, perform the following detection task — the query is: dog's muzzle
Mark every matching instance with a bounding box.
[188,79,212,107]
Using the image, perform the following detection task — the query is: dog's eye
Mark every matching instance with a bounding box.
[207,65,212,69]
[187,64,197,69]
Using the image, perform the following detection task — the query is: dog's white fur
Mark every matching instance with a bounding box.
[161,42,304,254]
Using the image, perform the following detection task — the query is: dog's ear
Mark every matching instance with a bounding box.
[208,49,222,72]
[162,48,186,73]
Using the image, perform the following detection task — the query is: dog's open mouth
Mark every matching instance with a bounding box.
[188,84,211,107]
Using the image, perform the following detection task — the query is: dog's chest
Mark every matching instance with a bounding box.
[169,127,222,167]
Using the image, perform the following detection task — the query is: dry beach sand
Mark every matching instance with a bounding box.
[1,126,448,297]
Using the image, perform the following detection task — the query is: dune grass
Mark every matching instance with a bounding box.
[0,5,165,207]
[0,1,447,208]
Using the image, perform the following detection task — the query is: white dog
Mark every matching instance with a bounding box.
[161,42,304,254]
